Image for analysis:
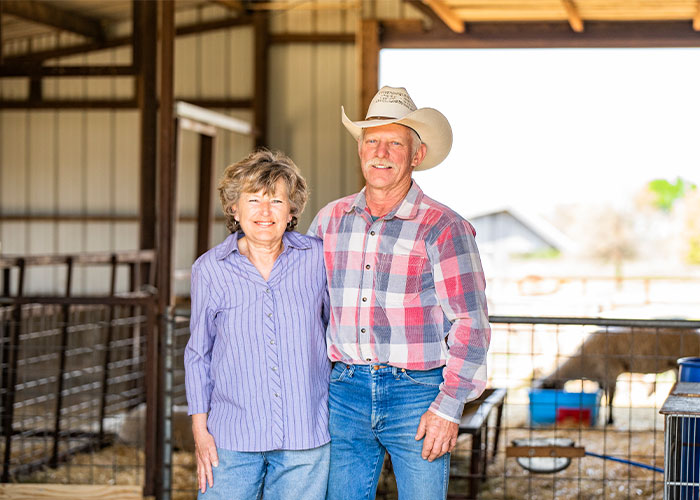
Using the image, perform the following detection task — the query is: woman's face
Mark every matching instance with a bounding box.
[234,179,292,247]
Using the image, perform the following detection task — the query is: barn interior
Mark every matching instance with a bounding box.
[2,1,700,499]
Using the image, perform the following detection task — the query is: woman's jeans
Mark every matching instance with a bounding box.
[198,443,329,500]
[326,363,450,500]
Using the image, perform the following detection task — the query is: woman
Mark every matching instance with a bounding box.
[184,149,330,499]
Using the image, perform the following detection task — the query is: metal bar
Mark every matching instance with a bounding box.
[1,249,155,268]
[0,296,156,306]
[196,134,215,259]
[144,298,159,497]
[50,257,73,468]
[98,255,118,444]
[175,101,252,135]
[1,268,10,296]
[1,259,24,482]
[0,65,136,77]
[489,316,700,329]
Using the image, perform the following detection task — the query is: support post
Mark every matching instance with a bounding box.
[136,0,158,289]
[196,134,215,259]
[253,11,269,148]
[358,19,380,123]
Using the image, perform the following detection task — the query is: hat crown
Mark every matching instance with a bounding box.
[365,86,417,120]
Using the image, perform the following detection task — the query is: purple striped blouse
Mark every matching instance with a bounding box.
[184,231,331,452]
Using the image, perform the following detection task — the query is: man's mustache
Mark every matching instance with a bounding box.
[366,158,398,169]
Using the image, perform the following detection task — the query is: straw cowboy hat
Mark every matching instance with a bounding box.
[341,86,453,171]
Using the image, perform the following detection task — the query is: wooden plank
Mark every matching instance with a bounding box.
[694,0,700,31]
[253,11,270,147]
[382,20,700,48]
[561,0,584,32]
[1,0,105,40]
[506,445,586,458]
[423,0,465,33]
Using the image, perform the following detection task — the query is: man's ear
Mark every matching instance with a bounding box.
[412,143,427,168]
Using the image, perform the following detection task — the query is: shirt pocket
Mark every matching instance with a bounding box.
[374,253,429,307]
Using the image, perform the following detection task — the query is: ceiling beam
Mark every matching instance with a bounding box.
[422,0,465,33]
[561,0,584,33]
[1,0,105,40]
[381,21,700,49]
[694,1,700,31]
[209,0,245,13]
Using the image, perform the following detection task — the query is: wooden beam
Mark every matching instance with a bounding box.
[196,134,215,259]
[0,484,143,500]
[1,0,104,40]
[694,1,700,31]
[246,1,358,10]
[0,65,136,77]
[382,21,700,48]
[0,98,138,109]
[561,0,584,33]
[253,11,269,147]
[269,32,354,44]
[209,0,245,13]
[422,0,465,33]
[358,19,380,121]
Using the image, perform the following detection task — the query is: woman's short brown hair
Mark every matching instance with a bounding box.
[218,149,309,233]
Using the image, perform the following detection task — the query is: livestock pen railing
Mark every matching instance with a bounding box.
[5,308,700,500]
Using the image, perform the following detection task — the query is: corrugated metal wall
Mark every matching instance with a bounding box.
[0,1,419,294]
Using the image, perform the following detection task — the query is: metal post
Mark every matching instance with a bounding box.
[1,259,24,481]
[50,256,73,468]
[98,254,118,444]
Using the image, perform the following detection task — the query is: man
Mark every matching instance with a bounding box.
[308,86,490,500]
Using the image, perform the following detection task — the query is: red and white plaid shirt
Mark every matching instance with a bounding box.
[308,182,490,422]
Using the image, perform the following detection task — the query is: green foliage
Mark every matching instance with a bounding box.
[514,247,561,260]
[688,236,700,265]
[648,177,697,212]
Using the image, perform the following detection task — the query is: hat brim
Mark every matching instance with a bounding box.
[342,106,453,171]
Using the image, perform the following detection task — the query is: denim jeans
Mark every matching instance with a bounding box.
[326,363,450,500]
[199,443,330,500]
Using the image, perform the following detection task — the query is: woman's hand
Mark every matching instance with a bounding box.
[192,413,218,493]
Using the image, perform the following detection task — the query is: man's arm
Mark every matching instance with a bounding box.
[417,219,491,459]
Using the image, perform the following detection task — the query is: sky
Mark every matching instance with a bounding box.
[380,48,700,217]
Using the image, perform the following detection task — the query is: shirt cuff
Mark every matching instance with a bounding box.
[429,391,465,423]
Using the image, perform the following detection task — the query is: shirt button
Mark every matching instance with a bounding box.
[274,393,279,397]
[272,366,277,372]
[361,328,366,333]
[265,288,270,293]
[365,358,372,362]
[270,340,276,345]
[370,231,376,236]
[362,297,367,302]
[267,313,272,318]
[365,264,371,270]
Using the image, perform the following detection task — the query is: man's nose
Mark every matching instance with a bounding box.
[375,140,389,157]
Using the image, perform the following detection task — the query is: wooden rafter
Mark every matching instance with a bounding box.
[694,0,700,31]
[1,0,105,40]
[209,0,245,13]
[422,0,465,33]
[561,0,584,33]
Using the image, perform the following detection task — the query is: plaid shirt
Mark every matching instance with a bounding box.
[308,182,490,422]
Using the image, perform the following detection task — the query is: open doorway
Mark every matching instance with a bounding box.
[381,47,700,317]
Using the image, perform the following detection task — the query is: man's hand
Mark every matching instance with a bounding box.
[192,413,218,493]
[414,410,459,462]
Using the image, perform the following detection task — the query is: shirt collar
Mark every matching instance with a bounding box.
[346,181,424,221]
[215,231,310,260]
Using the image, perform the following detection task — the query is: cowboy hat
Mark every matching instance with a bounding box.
[341,86,453,171]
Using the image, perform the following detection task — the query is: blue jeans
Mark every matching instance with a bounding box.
[326,363,450,500]
[199,443,330,500]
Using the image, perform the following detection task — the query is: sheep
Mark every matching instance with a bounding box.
[534,327,700,425]
[117,403,194,452]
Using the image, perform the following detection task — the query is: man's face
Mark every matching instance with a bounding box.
[358,123,425,194]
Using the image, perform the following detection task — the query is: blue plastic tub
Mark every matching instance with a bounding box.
[679,357,700,382]
[528,388,603,426]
